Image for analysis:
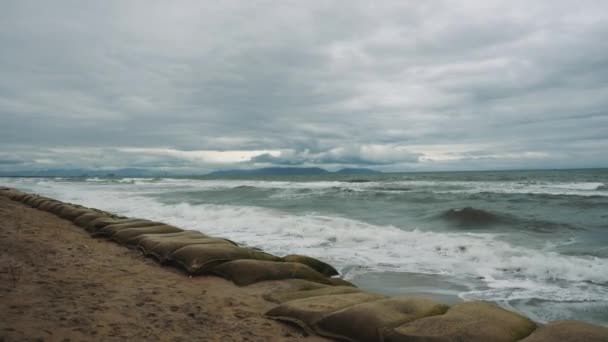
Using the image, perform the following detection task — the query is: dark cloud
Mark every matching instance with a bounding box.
[1,0,607,172]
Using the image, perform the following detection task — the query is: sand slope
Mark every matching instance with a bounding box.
[0,197,329,341]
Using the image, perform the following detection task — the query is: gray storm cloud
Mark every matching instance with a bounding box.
[0,0,607,173]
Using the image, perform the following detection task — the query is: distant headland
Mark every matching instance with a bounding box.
[206,167,382,177]
[0,167,381,178]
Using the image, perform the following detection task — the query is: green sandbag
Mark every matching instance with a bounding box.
[169,245,281,275]
[283,254,339,277]
[212,260,333,286]
[84,217,143,233]
[146,237,236,263]
[265,292,385,335]
[328,278,357,287]
[520,320,608,342]
[90,220,159,236]
[110,226,184,245]
[383,301,537,342]
[132,231,209,250]
[314,297,449,342]
[264,286,362,304]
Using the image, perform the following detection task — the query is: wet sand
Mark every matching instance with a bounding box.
[0,196,329,341]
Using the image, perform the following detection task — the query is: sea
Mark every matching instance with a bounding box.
[2,168,608,326]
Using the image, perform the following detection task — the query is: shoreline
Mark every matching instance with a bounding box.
[0,195,328,341]
[1,187,607,342]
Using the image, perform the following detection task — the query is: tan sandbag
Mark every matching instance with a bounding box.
[131,231,209,250]
[84,217,143,233]
[14,193,30,201]
[146,237,236,263]
[213,260,333,286]
[22,194,39,205]
[1,189,26,200]
[48,203,72,215]
[256,279,331,300]
[111,226,184,245]
[283,254,339,277]
[328,278,357,287]
[30,197,49,208]
[38,200,63,211]
[264,285,362,304]
[12,192,29,201]
[90,220,160,236]
[383,301,537,342]
[73,212,113,227]
[314,296,449,342]
[265,292,385,335]
[169,245,281,275]
[57,205,93,220]
[520,320,608,342]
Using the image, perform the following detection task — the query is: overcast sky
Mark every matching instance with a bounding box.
[1,0,607,173]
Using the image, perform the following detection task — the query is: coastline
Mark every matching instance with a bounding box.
[0,195,328,341]
[1,187,607,342]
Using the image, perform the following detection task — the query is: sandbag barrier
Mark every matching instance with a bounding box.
[1,188,607,342]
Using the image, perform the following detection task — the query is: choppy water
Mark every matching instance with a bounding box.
[3,169,608,326]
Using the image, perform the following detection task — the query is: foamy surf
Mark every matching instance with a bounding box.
[3,172,608,326]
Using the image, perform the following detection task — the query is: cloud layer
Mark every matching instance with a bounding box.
[1,0,607,172]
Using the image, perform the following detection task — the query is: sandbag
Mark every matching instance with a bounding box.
[38,200,63,211]
[131,230,209,249]
[1,189,26,200]
[73,212,113,227]
[265,292,385,335]
[328,278,357,287]
[383,301,537,342]
[283,254,339,277]
[314,297,449,342]
[146,237,236,263]
[212,260,333,286]
[520,320,608,342]
[12,192,29,201]
[84,217,143,233]
[57,206,93,220]
[22,194,38,205]
[264,285,362,304]
[30,197,49,208]
[169,245,281,275]
[111,226,184,245]
[90,220,159,237]
[48,203,72,215]
[258,279,332,300]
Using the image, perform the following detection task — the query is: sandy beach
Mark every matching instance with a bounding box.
[0,196,329,341]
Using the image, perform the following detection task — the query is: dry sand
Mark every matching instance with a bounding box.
[0,196,330,341]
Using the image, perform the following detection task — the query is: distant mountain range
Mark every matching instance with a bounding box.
[206,167,381,177]
[0,167,381,177]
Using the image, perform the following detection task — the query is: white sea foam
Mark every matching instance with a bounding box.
[70,177,608,197]
[4,176,608,307]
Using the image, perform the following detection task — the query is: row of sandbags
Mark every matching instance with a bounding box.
[2,187,607,342]
[0,188,342,285]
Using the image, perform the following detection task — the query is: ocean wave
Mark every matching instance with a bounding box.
[439,207,503,226]
[4,176,608,308]
[12,180,607,303]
